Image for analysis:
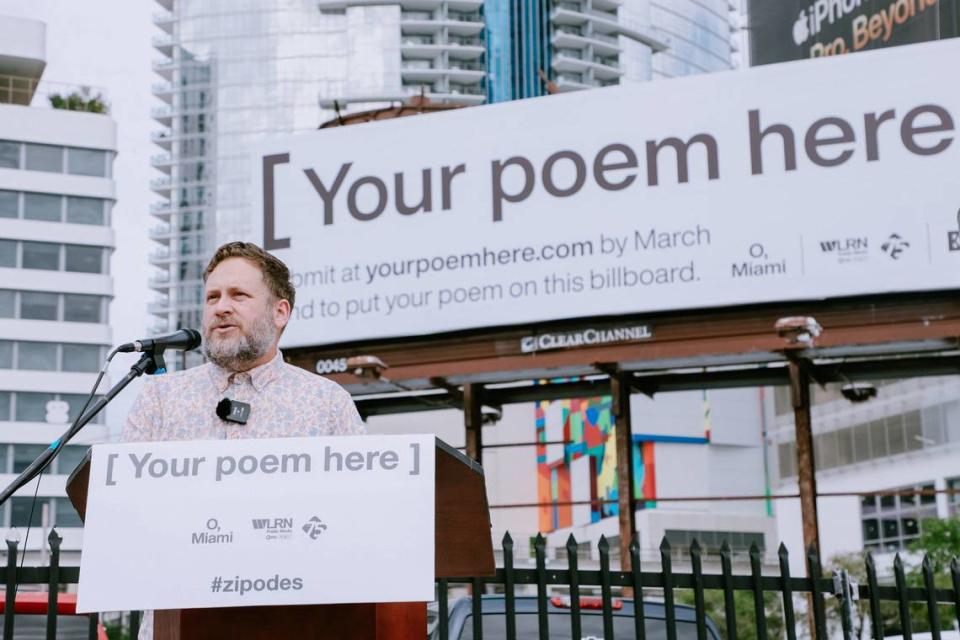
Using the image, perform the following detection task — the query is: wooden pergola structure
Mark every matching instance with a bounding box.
[285,290,960,571]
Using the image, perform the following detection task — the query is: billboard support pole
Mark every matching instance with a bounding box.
[611,370,637,573]
[788,358,821,570]
[464,383,484,465]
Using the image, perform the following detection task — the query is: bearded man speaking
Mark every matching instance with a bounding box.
[122,241,364,443]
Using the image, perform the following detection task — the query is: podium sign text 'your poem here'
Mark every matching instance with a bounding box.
[76,435,435,612]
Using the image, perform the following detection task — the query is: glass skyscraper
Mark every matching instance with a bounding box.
[149,0,349,357]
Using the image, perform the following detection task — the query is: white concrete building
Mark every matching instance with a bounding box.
[0,15,116,560]
[771,377,960,575]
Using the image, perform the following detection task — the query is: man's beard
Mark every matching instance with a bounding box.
[203,310,277,372]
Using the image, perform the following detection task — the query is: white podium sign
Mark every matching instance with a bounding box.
[76,435,435,612]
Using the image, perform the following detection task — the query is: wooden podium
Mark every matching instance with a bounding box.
[67,438,494,639]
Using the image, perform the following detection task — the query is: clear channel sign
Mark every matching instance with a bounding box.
[76,435,435,612]
[250,39,960,349]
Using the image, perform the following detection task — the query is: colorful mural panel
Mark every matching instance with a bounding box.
[536,396,658,532]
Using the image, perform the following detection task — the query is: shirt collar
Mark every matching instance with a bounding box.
[208,349,285,394]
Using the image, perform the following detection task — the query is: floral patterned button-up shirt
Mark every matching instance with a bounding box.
[121,349,364,443]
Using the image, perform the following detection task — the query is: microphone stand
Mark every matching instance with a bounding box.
[0,348,167,507]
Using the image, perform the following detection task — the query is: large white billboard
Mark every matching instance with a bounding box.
[252,39,960,348]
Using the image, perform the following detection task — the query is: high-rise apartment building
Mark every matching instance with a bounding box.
[148,0,346,357]
[0,15,116,559]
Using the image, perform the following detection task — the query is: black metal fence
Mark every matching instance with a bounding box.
[1,529,957,640]
[436,532,960,640]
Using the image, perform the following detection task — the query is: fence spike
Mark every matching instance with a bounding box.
[807,543,827,640]
[865,552,884,640]
[4,537,17,640]
[565,533,581,640]
[660,536,677,640]
[749,541,767,640]
[893,554,912,640]
[720,541,737,640]
[921,555,941,640]
[951,557,960,633]
[631,532,645,640]
[690,539,706,640]
[504,531,516,640]
[777,542,796,640]
[599,532,614,640]
[535,533,549,640]
[47,528,61,640]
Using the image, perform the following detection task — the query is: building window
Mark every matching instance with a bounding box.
[55,445,88,475]
[54,498,82,528]
[66,148,107,177]
[20,291,59,320]
[0,239,15,267]
[63,294,103,323]
[64,244,104,274]
[0,190,17,217]
[66,197,105,225]
[779,405,960,478]
[0,340,11,368]
[10,496,44,527]
[948,477,960,516]
[664,529,765,558]
[14,393,53,422]
[17,341,58,370]
[21,241,60,270]
[0,290,13,318]
[62,343,102,372]
[860,483,937,551]
[0,392,9,421]
[0,141,19,168]
[24,143,63,173]
[23,192,62,222]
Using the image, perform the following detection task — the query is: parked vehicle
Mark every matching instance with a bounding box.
[432,595,721,639]
[0,591,107,640]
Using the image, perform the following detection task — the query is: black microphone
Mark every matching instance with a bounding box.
[117,328,202,353]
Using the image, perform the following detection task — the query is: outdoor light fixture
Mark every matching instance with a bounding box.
[481,404,503,425]
[840,382,877,403]
[774,316,822,346]
[346,355,389,380]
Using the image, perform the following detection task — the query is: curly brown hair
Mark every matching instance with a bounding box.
[202,242,296,308]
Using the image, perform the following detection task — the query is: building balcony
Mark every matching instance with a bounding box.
[401,15,483,37]
[552,30,622,56]
[553,54,623,81]
[152,59,177,81]
[149,247,171,265]
[152,35,175,56]
[148,272,171,290]
[552,4,667,52]
[401,39,485,61]
[151,105,173,126]
[555,74,591,92]
[151,153,174,173]
[152,81,174,103]
[148,223,173,242]
[150,177,172,197]
[152,10,175,33]
[147,297,171,315]
[424,88,486,105]
[151,129,173,150]
[150,201,173,219]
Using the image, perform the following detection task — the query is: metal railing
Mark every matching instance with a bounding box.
[0,530,140,640]
[3,530,956,640]
[437,532,960,640]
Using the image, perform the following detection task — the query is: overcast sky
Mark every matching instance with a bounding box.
[3,0,159,435]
